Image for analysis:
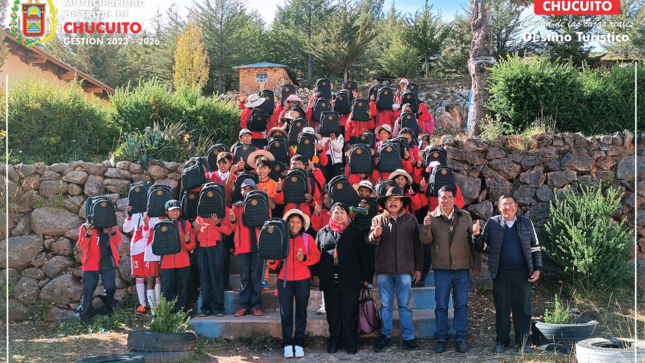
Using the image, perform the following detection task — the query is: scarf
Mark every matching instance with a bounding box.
[329,220,349,233]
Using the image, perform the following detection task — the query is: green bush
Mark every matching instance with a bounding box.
[543,294,570,324]
[544,186,632,291]
[486,55,641,135]
[7,77,119,164]
[149,296,191,333]
[109,81,241,149]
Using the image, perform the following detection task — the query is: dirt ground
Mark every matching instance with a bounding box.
[3,267,642,363]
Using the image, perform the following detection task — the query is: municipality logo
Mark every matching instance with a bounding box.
[10,0,58,47]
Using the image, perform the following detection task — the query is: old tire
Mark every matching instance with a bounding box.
[129,350,192,363]
[127,331,197,352]
[532,319,600,346]
[76,354,144,363]
[576,337,645,363]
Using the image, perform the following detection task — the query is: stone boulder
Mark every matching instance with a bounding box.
[526,203,550,221]
[31,207,84,236]
[547,170,577,188]
[13,277,40,305]
[0,235,44,269]
[45,307,76,322]
[519,168,546,189]
[40,170,61,181]
[48,163,69,173]
[105,168,132,180]
[455,174,481,204]
[39,274,83,305]
[16,190,38,213]
[42,256,75,278]
[64,196,86,214]
[51,238,73,256]
[16,164,38,178]
[615,155,645,181]
[486,177,512,202]
[118,255,134,284]
[147,165,168,180]
[62,171,89,185]
[467,201,494,220]
[39,180,68,198]
[488,158,521,179]
[81,162,106,176]
[116,234,130,257]
[486,148,506,160]
[20,174,41,192]
[7,298,27,322]
[11,215,32,236]
[84,175,104,197]
[560,154,594,172]
[22,268,45,280]
[535,185,555,203]
[67,183,83,196]
[513,185,536,206]
[103,179,130,194]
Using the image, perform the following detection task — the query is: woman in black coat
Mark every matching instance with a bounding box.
[311,203,371,354]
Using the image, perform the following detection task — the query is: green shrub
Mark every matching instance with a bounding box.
[26,299,51,321]
[544,186,632,290]
[7,77,119,164]
[543,294,570,324]
[149,296,192,333]
[109,81,241,149]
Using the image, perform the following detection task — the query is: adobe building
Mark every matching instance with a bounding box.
[233,62,298,96]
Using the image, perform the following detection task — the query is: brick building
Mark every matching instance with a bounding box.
[233,62,298,96]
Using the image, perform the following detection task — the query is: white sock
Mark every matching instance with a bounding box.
[320,291,325,308]
[155,278,161,301]
[136,278,146,307]
[146,290,156,314]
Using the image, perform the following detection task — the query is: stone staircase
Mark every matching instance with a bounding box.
[189,257,455,339]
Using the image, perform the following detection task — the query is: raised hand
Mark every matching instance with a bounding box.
[330,132,336,141]
[297,248,305,262]
[359,199,366,208]
[229,211,236,223]
[473,220,482,235]
[236,158,245,171]
[314,202,322,217]
[276,178,283,192]
[210,213,220,225]
[192,221,202,230]
[305,193,313,203]
[308,160,315,171]
[423,211,432,226]
[374,219,383,237]
[420,179,427,193]
[143,215,150,228]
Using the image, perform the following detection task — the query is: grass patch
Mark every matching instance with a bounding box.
[26,300,51,322]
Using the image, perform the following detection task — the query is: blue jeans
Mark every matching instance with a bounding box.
[377,274,414,340]
[434,269,470,342]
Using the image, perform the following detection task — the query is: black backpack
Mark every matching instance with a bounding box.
[181,157,209,190]
[257,90,275,115]
[353,197,378,232]
[268,137,290,164]
[297,133,317,162]
[376,86,394,110]
[242,191,270,229]
[152,219,187,256]
[128,182,151,214]
[232,143,257,171]
[377,141,402,173]
[198,182,227,219]
[315,78,332,99]
[282,169,310,204]
[246,108,269,132]
[232,171,259,204]
[400,91,418,113]
[280,84,296,104]
[85,196,117,228]
[356,131,375,149]
[427,166,456,197]
[180,188,200,221]
[286,105,306,119]
[269,160,288,182]
[404,81,419,95]
[391,137,410,159]
[375,179,402,197]
[399,112,421,135]
[319,111,340,137]
[348,144,373,174]
[328,175,360,208]
[333,90,352,115]
[312,98,332,122]
[369,84,380,101]
[147,184,173,218]
[206,144,227,171]
[288,118,308,145]
[423,147,448,167]
[351,98,370,121]
[258,219,289,260]
[342,79,357,95]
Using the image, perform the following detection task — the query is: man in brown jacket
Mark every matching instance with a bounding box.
[422,185,481,354]
[369,188,431,352]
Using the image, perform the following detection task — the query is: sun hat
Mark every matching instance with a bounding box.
[283,209,311,231]
[244,94,265,108]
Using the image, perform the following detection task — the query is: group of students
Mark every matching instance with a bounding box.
[76,77,475,357]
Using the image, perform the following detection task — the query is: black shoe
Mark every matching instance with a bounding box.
[373,334,391,352]
[434,341,446,353]
[455,341,467,353]
[346,346,357,354]
[494,344,509,353]
[413,281,425,288]
[80,314,92,325]
[327,345,338,354]
[402,339,420,351]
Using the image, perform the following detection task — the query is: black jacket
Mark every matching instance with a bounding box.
[474,215,542,279]
[311,223,371,291]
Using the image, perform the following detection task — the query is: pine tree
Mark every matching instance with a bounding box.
[601,0,645,59]
[542,15,601,68]
[173,18,210,91]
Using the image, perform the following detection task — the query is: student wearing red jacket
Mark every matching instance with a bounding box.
[370,95,397,127]
[238,95,277,149]
[157,200,197,312]
[311,190,331,231]
[77,222,122,323]
[389,169,425,214]
[274,155,326,217]
[267,209,320,358]
[345,116,375,144]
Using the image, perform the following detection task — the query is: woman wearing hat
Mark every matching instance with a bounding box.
[267,210,320,358]
[238,94,278,148]
[311,203,370,355]
[375,124,393,149]
[277,94,306,127]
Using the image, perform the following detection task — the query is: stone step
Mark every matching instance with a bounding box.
[227,272,435,289]
[197,286,452,315]
[189,310,455,339]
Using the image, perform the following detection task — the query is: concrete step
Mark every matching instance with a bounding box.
[227,272,435,288]
[189,310,455,339]
[197,286,452,315]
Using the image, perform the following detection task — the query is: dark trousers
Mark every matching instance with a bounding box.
[278,279,310,347]
[161,266,191,312]
[223,233,234,289]
[82,269,116,316]
[197,243,227,313]
[187,250,200,304]
[493,270,532,346]
[238,251,264,310]
[324,287,361,349]
[420,244,432,281]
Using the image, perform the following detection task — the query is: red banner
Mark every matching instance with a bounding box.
[534,0,620,15]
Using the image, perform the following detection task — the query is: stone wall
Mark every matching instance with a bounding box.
[0,131,639,322]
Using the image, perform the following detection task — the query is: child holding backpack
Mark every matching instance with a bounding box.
[124,206,152,315]
[267,209,320,358]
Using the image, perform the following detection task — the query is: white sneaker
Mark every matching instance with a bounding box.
[317,307,326,314]
[284,345,294,358]
[294,346,304,358]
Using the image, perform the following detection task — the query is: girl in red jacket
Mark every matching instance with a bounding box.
[157,200,197,313]
[77,223,122,323]
[267,209,321,358]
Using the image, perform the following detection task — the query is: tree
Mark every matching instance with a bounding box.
[174,18,209,91]
[542,15,601,68]
[378,30,419,78]
[491,0,529,58]
[602,0,645,59]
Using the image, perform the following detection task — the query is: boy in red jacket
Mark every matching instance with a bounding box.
[77,222,122,323]
[157,200,197,312]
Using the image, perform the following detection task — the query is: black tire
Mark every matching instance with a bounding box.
[129,350,192,362]
[127,331,197,352]
[76,354,145,363]
[531,319,600,345]
[576,337,645,363]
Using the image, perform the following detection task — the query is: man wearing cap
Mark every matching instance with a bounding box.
[368,188,432,352]
[238,94,278,148]
[423,185,481,354]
